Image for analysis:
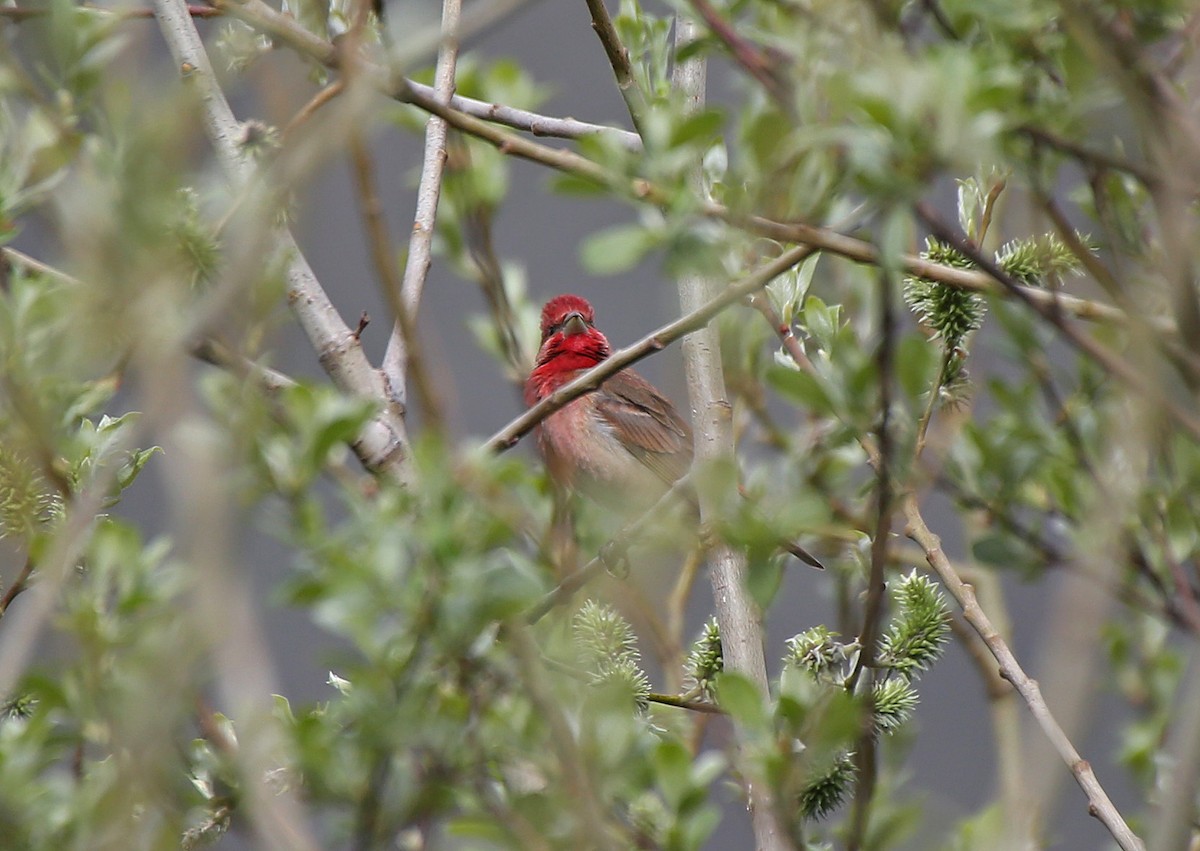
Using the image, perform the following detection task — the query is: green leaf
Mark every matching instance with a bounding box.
[971,531,1028,571]
[714,672,767,730]
[669,109,724,149]
[766,364,836,417]
[579,223,656,275]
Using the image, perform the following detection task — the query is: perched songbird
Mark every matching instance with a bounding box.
[524,294,691,504]
[524,294,823,569]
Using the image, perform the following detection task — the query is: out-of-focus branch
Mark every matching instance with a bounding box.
[487,243,818,453]
[583,0,649,135]
[0,3,220,20]
[445,135,527,380]
[687,0,792,105]
[0,558,34,617]
[1146,649,1200,851]
[153,0,409,480]
[506,625,620,851]
[846,271,898,851]
[348,134,446,434]
[902,492,1145,851]
[380,0,461,424]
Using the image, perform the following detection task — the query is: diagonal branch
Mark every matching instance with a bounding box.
[902,492,1144,851]
[154,0,409,479]
[486,243,818,452]
[583,0,649,135]
[687,0,792,105]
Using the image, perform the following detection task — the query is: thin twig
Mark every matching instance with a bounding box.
[282,79,345,139]
[648,692,723,714]
[902,492,1145,851]
[688,0,792,105]
[347,133,446,433]
[0,558,35,617]
[525,477,693,624]
[1019,124,1158,187]
[0,3,220,19]
[846,271,898,851]
[583,0,649,135]
[506,625,620,851]
[412,82,642,150]
[381,0,461,422]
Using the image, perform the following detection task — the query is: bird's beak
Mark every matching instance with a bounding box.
[562,312,588,336]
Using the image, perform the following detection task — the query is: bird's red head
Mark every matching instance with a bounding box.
[526,294,611,403]
[539,294,596,342]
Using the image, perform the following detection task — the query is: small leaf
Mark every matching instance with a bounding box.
[580,224,656,275]
[714,672,767,729]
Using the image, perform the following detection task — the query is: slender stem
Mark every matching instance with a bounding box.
[0,558,35,616]
[648,692,723,714]
[525,477,694,624]
[506,625,619,851]
[1146,649,1200,851]
[846,271,898,851]
[346,134,446,433]
[687,0,791,105]
[0,3,220,19]
[583,0,649,135]
[902,492,1145,851]
[381,0,461,419]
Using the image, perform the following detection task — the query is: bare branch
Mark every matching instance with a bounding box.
[412,83,642,151]
[380,0,461,426]
[0,3,220,20]
[902,492,1145,851]
[153,0,409,479]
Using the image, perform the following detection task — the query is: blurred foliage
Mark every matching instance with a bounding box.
[0,0,1197,848]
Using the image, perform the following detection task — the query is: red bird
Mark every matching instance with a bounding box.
[524,294,824,569]
[524,294,692,506]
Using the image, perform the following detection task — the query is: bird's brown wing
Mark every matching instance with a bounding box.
[594,370,694,485]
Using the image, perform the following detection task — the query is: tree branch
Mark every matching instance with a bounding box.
[583,0,649,135]
[902,492,1145,851]
[846,271,898,851]
[153,0,410,479]
[380,0,461,422]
